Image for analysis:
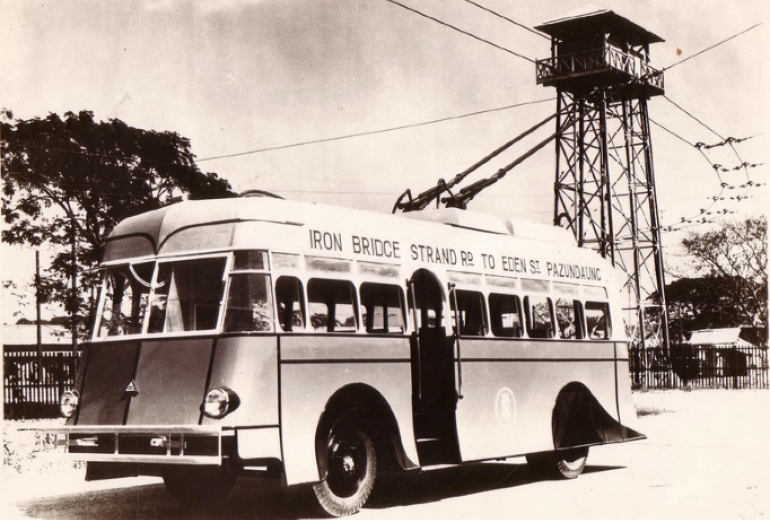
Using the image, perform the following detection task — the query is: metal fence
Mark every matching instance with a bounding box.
[630,344,769,390]
[3,347,79,419]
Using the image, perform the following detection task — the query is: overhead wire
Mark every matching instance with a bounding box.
[6,98,555,166]
[662,96,724,141]
[196,97,554,162]
[382,0,536,63]
[461,0,549,40]
[648,22,765,231]
[650,118,765,232]
[661,22,763,72]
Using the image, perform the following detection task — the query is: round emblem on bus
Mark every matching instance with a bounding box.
[495,387,517,427]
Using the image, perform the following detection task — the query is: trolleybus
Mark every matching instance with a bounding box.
[40,193,643,515]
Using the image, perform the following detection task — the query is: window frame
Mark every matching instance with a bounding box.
[488,292,524,338]
[93,252,231,340]
[450,288,489,337]
[584,301,612,340]
[221,251,273,334]
[359,282,406,334]
[274,275,307,332]
[554,297,584,340]
[307,277,360,333]
[524,294,556,339]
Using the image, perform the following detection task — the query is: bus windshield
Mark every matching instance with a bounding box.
[96,257,227,338]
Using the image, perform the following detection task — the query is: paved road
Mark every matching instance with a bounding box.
[7,390,770,519]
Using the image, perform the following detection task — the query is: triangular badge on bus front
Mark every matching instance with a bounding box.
[125,379,138,395]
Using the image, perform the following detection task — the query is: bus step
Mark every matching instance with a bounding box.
[415,437,461,466]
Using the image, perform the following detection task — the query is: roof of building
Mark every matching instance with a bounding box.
[686,328,753,347]
[535,5,664,45]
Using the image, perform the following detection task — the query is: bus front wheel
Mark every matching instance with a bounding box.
[313,424,377,516]
[526,447,588,479]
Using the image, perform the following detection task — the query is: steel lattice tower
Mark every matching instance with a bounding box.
[535,8,670,358]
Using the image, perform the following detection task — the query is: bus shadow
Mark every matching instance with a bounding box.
[367,461,624,509]
[13,463,625,519]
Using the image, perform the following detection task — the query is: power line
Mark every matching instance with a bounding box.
[6,98,554,166]
[649,118,694,147]
[662,95,759,185]
[694,134,759,150]
[662,95,724,140]
[649,118,763,232]
[197,97,554,162]
[662,22,763,72]
[648,21,765,225]
[382,0,535,63]
[462,0,549,40]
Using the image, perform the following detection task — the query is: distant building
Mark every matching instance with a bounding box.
[683,327,768,380]
[685,328,757,349]
[2,321,72,348]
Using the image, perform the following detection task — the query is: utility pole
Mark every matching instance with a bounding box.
[70,215,78,352]
[535,7,671,368]
[35,250,43,382]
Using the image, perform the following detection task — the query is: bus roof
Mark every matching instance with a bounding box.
[103,197,613,287]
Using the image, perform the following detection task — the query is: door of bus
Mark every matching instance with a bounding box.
[408,269,461,465]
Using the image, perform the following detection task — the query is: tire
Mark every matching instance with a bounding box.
[163,466,236,509]
[554,447,588,479]
[526,447,588,480]
[313,424,377,517]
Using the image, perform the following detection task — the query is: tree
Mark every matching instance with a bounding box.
[2,110,236,340]
[671,217,767,330]
[665,275,752,334]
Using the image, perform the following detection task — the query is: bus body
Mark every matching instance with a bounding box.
[40,196,643,515]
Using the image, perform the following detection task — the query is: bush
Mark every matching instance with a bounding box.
[3,419,84,475]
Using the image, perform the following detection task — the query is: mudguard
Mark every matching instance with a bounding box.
[552,382,644,449]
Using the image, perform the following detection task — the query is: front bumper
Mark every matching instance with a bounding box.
[33,425,234,465]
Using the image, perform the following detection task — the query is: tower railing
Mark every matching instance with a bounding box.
[536,44,664,90]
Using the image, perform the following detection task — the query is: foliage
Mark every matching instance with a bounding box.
[666,275,752,332]
[2,110,236,338]
[667,217,767,332]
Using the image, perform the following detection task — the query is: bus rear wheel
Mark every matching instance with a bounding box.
[313,425,377,517]
[526,447,588,479]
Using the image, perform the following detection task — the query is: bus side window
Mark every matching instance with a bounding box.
[525,295,554,339]
[307,279,359,332]
[451,290,487,336]
[360,283,405,333]
[555,298,583,339]
[489,293,522,338]
[275,276,305,332]
[585,301,611,339]
[223,273,274,332]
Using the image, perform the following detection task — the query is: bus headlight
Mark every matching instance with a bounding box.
[201,387,240,419]
[60,390,80,418]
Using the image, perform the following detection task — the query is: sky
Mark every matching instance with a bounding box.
[1,0,767,323]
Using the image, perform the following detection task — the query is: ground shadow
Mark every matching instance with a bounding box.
[368,461,625,508]
[14,462,625,519]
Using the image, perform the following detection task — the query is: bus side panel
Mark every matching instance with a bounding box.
[200,335,279,427]
[278,335,416,485]
[614,341,642,432]
[455,340,619,462]
[125,339,214,425]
